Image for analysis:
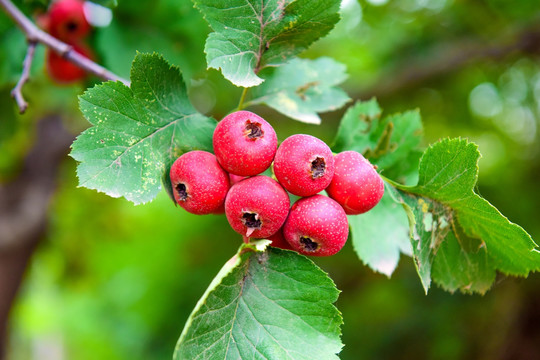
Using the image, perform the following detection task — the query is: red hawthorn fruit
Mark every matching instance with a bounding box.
[273,134,335,197]
[266,228,293,250]
[48,0,91,43]
[283,195,349,256]
[326,151,384,214]
[213,111,278,176]
[225,176,290,238]
[46,43,93,83]
[170,151,230,215]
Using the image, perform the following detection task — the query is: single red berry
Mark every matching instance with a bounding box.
[213,111,277,176]
[242,228,293,250]
[326,151,384,214]
[266,228,293,250]
[170,151,230,215]
[273,134,335,197]
[48,0,91,42]
[46,43,93,83]
[283,195,349,256]
[225,176,290,238]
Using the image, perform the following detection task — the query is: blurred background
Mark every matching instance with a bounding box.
[1,0,540,359]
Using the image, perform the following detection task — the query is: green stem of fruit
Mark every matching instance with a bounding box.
[237,87,249,111]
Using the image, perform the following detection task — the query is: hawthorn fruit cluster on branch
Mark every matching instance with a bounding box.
[0,0,129,114]
[170,110,384,257]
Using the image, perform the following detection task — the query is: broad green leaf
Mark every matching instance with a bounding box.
[348,186,412,277]
[248,57,350,124]
[175,244,343,360]
[392,138,540,294]
[195,0,341,87]
[70,53,216,205]
[332,99,423,184]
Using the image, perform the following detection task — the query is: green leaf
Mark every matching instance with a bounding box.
[392,138,540,294]
[174,244,343,360]
[332,99,382,153]
[70,53,216,205]
[249,57,350,124]
[348,185,412,277]
[195,0,341,87]
[332,99,423,184]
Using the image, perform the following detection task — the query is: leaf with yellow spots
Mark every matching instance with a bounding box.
[390,138,540,294]
[70,53,216,205]
[248,57,350,124]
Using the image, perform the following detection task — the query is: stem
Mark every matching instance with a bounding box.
[0,0,130,113]
[237,87,249,111]
[11,40,37,114]
[380,174,401,187]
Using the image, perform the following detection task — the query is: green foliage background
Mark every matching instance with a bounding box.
[1,0,540,359]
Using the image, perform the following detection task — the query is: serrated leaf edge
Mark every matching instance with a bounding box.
[174,243,344,358]
[387,138,540,293]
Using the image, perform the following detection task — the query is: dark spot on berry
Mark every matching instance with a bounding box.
[310,157,326,179]
[242,212,262,229]
[300,237,319,252]
[175,183,188,201]
[65,21,79,32]
[244,120,263,140]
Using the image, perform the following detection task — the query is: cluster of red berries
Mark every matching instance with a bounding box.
[41,0,93,83]
[170,111,384,257]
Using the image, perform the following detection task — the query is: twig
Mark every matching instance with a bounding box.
[10,40,36,114]
[0,0,130,113]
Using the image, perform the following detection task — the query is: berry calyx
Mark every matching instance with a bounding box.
[225,176,290,238]
[273,134,335,197]
[170,151,230,215]
[213,111,278,176]
[283,195,349,256]
[46,43,93,83]
[326,151,384,214]
[48,0,91,43]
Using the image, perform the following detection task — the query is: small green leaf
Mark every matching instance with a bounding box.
[70,53,216,204]
[348,185,412,277]
[332,99,382,153]
[392,138,540,294]
[175,245,343,360]
[332,99,423,184]
[195,0,341,87]
[249,57,350,124]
